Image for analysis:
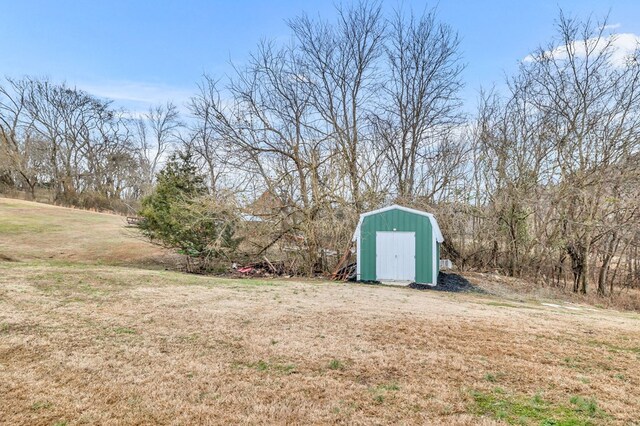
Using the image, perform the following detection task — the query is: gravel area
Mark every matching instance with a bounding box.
[409,272,487,293]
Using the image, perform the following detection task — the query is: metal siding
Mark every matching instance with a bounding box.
[359,208,434,283]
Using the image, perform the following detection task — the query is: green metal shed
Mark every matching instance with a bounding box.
[352,205,444,285]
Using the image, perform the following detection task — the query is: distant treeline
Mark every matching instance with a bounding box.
[1,3,639,297]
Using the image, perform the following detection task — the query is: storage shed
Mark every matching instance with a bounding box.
[352,205,444,285]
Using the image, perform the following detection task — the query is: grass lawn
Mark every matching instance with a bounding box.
[1,197,639,425]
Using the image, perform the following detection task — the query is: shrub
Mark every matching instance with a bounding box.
[139,151,241,272]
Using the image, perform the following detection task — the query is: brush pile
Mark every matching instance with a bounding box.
[332,262,356,281]
[233,257,295,278]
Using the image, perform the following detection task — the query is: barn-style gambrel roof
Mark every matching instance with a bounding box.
[352,204,444,243]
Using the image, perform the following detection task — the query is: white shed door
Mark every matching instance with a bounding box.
[376,231,416,281]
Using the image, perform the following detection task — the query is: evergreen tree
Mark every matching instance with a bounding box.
[139,151,240,271]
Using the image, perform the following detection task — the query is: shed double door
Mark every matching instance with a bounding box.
[375,231,416,281]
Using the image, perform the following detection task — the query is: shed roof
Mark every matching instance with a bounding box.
[351,204,444,243]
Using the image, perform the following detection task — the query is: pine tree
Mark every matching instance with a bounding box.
[139,151,239,272]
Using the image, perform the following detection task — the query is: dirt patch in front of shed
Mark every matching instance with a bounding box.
[410,272,487,293]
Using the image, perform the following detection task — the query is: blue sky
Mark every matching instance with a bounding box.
[2,0,640,114]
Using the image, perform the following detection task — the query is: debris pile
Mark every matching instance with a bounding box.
[232,257,294,278]
[332,262,356,281]
[126,216,143,226]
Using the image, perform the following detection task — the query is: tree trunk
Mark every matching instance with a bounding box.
[580,241,590,294]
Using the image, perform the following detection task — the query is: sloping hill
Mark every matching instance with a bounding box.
[0,197,171,267]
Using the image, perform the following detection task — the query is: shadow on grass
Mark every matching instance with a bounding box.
[0,253,19,262]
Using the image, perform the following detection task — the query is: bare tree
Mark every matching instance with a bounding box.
[526,13,640,293]
[462,12,640,294]
[289,1,385,212]
[0,77,147,210]
[187,76,238,193]
[0,78,43,199]
[372,8,464,200]
[138,102,182,193]
[192,40,340,274]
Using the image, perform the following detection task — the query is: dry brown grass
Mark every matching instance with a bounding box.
[2,264,639,425]
[464,271,640,312]
[1,198,639,425]
[0,197,172,267]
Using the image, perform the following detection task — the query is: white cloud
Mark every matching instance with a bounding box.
[75,80,193,113]
[117,110,149,120]
[601,23,622,31]
[523,32,640,68]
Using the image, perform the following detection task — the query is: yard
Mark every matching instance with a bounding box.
[0,197,639,425]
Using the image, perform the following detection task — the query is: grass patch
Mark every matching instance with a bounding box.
[377,383,400,391]
[328,359,344,370]
[373,394,385,404]
[471,389,607,425]
[113,327,136,335]
[275,363,297,374]
[563,357,580,369]
[369,383,400,405]
[587,339,640,355]
[254,360,269,371]
[613,373,626,381]
[484,373,500,383]
[569,396,605,418]
[30,400,53,411]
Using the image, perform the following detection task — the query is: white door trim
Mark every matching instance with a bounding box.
[432,230,437,284]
